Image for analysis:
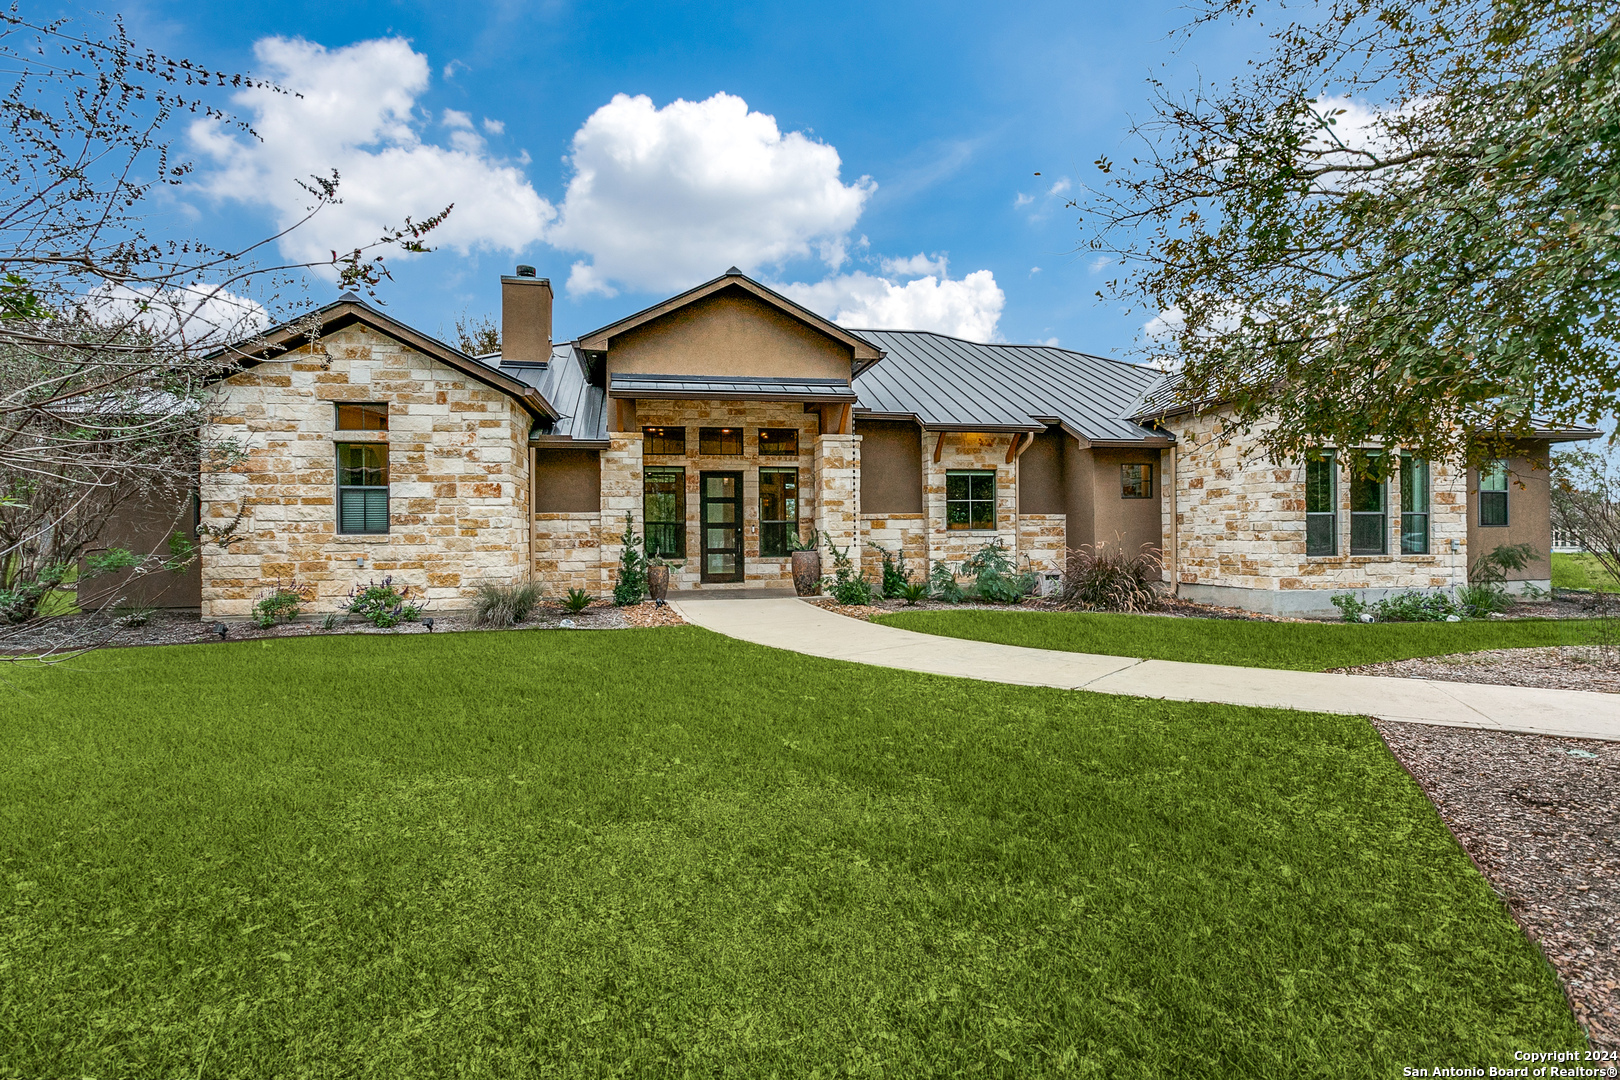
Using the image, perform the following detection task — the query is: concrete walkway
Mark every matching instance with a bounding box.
[671,597,1620,742]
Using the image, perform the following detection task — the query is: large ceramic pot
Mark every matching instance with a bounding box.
[791,550,822,596]
[647,564,670,602]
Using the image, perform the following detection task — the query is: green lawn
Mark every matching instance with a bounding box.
[1552,551,1620,592]
[0,628,1583,1076]
[874,609,1592,671]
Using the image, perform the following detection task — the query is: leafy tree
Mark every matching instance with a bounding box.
[450,312,501,356]
[0,10,450,650]
[1080,0,1620,466]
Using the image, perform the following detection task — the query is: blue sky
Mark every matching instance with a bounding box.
[99,0,1269,355]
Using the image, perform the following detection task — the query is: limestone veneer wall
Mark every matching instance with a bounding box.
[1167,411,1468,614]
[200,325,531,618]
[862,513,926,588]
[924,433,1021,569]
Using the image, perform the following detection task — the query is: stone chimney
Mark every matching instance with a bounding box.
[500,265,552,364]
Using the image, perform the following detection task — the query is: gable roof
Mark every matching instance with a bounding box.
[852,330,1169,445]
[208,294,557,421]
[576,267,884,372]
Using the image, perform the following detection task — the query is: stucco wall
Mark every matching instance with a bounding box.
[1465,443,1553,582]
[606,289,854,381]
[199,324,532,618]
[1092,447,1165,578]
[1169,410,1468,614]
[534,448,602,513]
[855,418,924,514]
[1018,426,1066,515]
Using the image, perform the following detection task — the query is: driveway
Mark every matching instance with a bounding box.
[671,597,1620,742]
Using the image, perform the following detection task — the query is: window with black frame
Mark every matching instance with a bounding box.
[643,468,685,558]
[945,470,996,531]
[759,468,798,556]
[759,428,798,456]
[1480,460,1509,526]
[698,427,743,455]
[336,443,389,534]
[1305,450,1337,556]
[1349,450,1387,555]
[1400,453,1430,554]
[643,426,685,455]
[1121,463,1153,498]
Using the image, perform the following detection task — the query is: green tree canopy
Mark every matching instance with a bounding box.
[1082,0,1620,465]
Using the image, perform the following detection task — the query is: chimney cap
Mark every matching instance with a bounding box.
[515,264,537,277]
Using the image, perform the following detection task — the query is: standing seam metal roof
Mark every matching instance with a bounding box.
[850,330,1167,443]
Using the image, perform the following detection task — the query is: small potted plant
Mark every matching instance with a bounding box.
[789,529,823,596]
[646,549,671,603]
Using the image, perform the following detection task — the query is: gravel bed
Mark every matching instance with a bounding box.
[1373,721,1619,1050]
[0,601,684,656]
[1337,647,1620,694]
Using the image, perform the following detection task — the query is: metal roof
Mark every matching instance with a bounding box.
[497,342,608,444]
[608,373,857,402]
[851,330,1167,443]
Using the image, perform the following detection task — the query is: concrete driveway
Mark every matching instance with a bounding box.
[671,597,1620,742]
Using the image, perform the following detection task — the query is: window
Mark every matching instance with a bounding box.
[644,468,685,558]
[643,426,685,456]
[335,402,388,431]
[946,470,996,531]
[336,443,389,534]
[759,469,799,556]
[1305,451,1337,556]
[759,428,799,457]
[698,427,743,456]
[1349,450,1387,555]
[1400,453,1430,555]
[1121,463,1154,499]
[1480,460,1509,526]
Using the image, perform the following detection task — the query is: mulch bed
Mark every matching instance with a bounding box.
[1373,721,1619,1051]
[0,601,685,656]
[1337,646,1620,694]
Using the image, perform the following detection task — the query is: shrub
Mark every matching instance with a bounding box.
[899,580,929,606]
[825,541,874,606]
[253,584,307,629]
[344,578,419,629]
[928,559,966,603]
[1456,583,1513,618]
[1330,593,1371,622]
[868,542,913,598]
[1371,590,1458,622]
[613,513,648,606]
[564,588,592,613]
[1056,543,1160,612]
[962,539,1039,604]
[473,580,543,628]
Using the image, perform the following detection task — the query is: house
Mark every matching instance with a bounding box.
[183,265,1596,620]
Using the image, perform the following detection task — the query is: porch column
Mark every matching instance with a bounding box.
[814,433,862,575]
[600,431,644,594]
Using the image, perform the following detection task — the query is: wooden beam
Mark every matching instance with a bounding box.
[933,430,947,464]
[1006,432,1035,464]
[838,403,852,434]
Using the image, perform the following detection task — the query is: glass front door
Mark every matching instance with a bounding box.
[700,471,744,582]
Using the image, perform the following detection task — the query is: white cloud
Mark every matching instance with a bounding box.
[1143,306,1185,341]
[778,264,1005,342]
[547,92,874,297]
[880,252,948,278]
[1029,266,1041,275]
[1047,177,1071,196]
[1013,192,1034,208]
[482,118,505,136]
[189,36,555,272]
[85,282,269,348]
[1088,256,1111,273]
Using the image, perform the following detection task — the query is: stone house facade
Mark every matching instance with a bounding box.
[181,265,1595,619]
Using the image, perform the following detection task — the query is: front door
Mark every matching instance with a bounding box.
[699,471,744,583]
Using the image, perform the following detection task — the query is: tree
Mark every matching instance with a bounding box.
[450,311,500,356]
[1552,448,1620,588]
[0,10,450,648]
[1079,0,1620,466]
